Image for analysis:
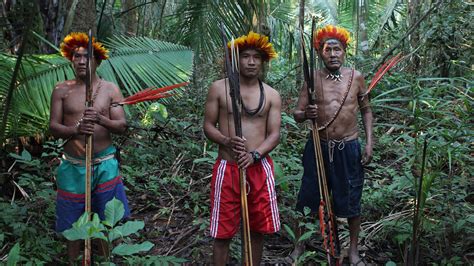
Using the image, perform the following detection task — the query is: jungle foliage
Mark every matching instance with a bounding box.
[0,0,472,264]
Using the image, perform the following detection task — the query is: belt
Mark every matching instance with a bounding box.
[62,153,115,166]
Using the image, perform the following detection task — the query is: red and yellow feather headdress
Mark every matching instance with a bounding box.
[314,25,351,51]
[60,32,109,63]
[228,31,277,62]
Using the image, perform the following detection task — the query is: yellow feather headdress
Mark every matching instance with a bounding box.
[228,31,277,61]
[314,25,351,50]
[60,32,109,62]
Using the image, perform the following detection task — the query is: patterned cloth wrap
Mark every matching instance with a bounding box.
[55,146,130,232]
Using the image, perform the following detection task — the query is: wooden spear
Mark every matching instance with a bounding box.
[83,29,94,265]
[220,24,252,265]
[300,19,341,264]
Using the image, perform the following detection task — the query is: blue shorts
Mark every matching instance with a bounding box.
[296,138,364,218]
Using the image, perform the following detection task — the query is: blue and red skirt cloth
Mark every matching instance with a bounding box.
[55,146,130,232]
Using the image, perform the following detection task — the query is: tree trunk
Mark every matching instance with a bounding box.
[38,0,68,53]
[66,0,96,35]
[296,0,305,89]
[122,0,138,36]
[358,0,369,57]
[408,0,421,72]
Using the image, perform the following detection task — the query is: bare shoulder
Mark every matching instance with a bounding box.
[261,81,281,101]
[353,69,364,81]
[52,80,75,96]
[207,78,227,97]
[100,80,120,93]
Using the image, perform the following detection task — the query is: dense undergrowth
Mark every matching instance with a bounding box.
[0,55,472,265]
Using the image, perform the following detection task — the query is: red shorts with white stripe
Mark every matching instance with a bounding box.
[210,156,280,239]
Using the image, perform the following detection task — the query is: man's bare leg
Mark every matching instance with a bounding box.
[66,240,81,265]
[213,238,231,266]
[250,231,264,265]
[348,216,363,265]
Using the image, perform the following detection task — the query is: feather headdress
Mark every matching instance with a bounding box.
[314,25,351,51]
[60,32,109,63]
[228,31,277,61]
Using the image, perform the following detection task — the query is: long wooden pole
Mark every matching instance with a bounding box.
[84,29,94,265]
[220,24,252,265]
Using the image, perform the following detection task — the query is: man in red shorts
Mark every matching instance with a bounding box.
[203,31,281,265]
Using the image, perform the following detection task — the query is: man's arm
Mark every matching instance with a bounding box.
[203,80,231,147]
[91,83,127,134]
[357,73,374,165]
[293,82,317,123]
[254,89,281,156]
[49,85,82,138]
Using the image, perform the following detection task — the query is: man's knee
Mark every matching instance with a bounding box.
[214,238,231,249]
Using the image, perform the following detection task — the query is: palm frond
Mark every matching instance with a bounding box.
[1,36,193,140]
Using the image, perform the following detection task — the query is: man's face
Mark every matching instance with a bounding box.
[72,47,97,79]
[320,39,345,71]
[239,49,262,79]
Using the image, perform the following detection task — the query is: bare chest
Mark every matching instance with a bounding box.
[62,85,110,117]
[315,73,357,109]
[219,87,269,120]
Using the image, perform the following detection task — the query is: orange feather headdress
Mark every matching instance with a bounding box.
[228,31,277,62]
[60,32,109,63]
[314,25,351,51]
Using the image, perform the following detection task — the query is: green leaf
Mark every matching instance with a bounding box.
[385,261,397,266]
[112,241,154,256]
[62,224,89,241]
[108,221,145,242]
[283,224,296,242]
[7,243,21,266]
[63,213,106,241]
[104,198,125,227]
[21,150,32,161]
[273,162,284,182]
[297,231,314,243]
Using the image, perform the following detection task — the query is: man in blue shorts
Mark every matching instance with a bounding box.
[49,32,130,263]
[293,25,373,265]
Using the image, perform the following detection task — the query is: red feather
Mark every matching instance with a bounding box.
[367,53,402,93]
[119,82,188,105]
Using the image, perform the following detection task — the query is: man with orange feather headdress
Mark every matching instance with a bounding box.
[203,31,281,265]
[293,25,374,265]
[49,32,130,263]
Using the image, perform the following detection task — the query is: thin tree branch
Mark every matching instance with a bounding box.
[115,0,159,18]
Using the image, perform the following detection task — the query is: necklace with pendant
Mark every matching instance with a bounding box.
[326,70,343,82]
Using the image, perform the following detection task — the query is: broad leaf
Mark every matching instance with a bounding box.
[112,241,154,256]
[108,221,145,242]
[104,198,125,227]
